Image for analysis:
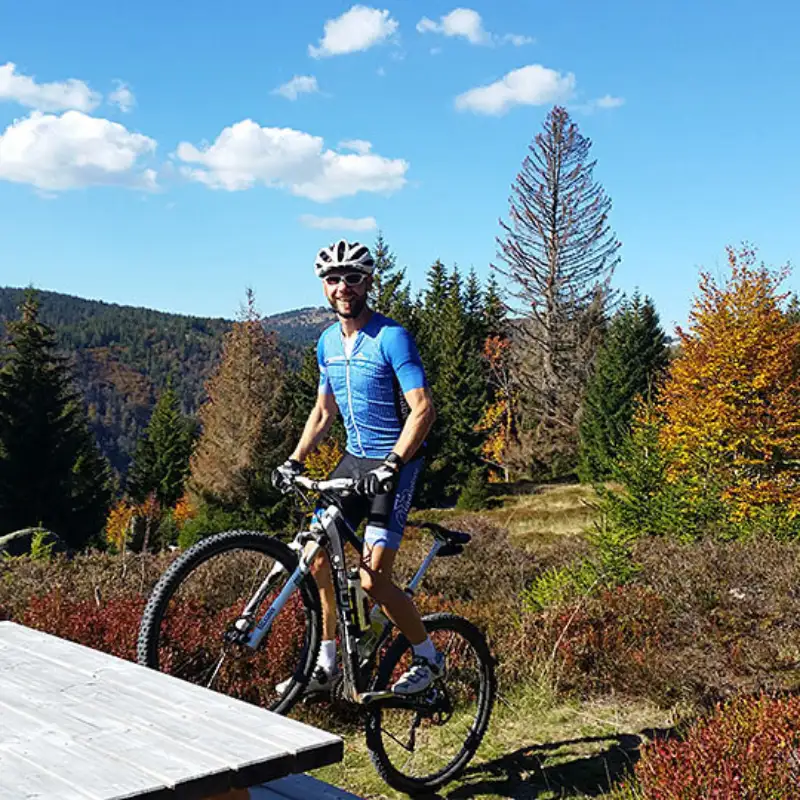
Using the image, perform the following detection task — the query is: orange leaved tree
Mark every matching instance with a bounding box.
[657,244,800,528]
[475,335,516,482]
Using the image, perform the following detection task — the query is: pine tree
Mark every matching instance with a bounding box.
[493,105,621,475]
[0,291,111,548]
[370,232,417,333]
[188,290,293,516]
[463,269,487,349]
[577,292,669,482]
[421,268,486,502]
[483,274,507,339]
[127,381,197,507]
[416,259,450,381]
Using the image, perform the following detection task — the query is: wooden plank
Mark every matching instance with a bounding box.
[0,698,240,799]
[0,622,345,798]
[255,775,364,800]
[0,624,342,771]
[0,749,95,799]
[2,731,174,800]
[0,668,294,791]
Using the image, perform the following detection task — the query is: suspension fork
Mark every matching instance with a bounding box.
[242,534,323,651]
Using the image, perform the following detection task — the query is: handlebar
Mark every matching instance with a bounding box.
[293,475,358,494]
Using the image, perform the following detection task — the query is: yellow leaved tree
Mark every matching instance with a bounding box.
[657,244,800,525]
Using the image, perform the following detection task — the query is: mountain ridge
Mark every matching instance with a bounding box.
[0,286,335,479]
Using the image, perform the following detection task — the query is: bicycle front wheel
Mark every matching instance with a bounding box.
[137,530,321,716]
[365,612,497,794]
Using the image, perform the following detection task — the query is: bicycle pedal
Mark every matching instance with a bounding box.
[357,690,395,705]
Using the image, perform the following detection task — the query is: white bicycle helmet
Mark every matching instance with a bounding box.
[314,239,375,278]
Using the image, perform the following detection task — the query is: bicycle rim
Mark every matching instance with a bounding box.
[365,612,496,794]
[137,530,321,715]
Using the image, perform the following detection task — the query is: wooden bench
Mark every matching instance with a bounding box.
[0,621,359,799]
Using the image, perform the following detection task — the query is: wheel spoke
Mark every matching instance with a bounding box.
[365,613,496,793]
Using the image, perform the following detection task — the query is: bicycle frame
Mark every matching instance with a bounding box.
[239,477,445,704]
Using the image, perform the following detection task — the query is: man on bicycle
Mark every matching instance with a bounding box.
[272,238,442,697]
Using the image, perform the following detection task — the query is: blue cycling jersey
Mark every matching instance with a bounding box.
[317,312,428,459]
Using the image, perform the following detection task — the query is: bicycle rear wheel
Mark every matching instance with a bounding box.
[365,612,496,794]
[137,530,321,715]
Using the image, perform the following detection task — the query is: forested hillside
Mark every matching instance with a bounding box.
[0,287,333,478]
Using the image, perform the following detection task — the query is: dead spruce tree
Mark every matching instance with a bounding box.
[494,105,621,476]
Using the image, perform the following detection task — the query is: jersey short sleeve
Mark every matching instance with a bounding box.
[317,334,332,394]
[380,325,428,393]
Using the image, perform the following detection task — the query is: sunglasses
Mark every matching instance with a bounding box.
[324,272,368,287]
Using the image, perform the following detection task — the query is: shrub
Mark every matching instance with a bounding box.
[622,693,800,799]
[456,467,490,511]
[22,590,147,661]
[525,535,800,708]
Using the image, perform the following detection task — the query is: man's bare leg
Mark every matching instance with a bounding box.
[359,543,427,645]
[305,542,336,640]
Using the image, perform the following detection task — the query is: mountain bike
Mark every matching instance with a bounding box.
[137,474,496,795]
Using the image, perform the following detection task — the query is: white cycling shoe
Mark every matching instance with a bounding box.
[391,651,445,696]
[276,665,339,697]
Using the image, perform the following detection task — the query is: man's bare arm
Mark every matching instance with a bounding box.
[290,391,338,463]
[391,386,436,463]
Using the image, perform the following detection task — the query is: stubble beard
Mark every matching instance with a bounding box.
[328,293,367,320]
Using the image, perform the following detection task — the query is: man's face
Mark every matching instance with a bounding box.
[322,269,372,319]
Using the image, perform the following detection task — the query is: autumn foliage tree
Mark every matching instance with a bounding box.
[188,290,293,518]
[475,335,515,481]
[657,245,800,529]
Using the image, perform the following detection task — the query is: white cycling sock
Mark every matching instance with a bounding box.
[317,640,337,674]
[412,636,437,664]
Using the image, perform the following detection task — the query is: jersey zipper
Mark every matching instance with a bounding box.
[343,332,366,457]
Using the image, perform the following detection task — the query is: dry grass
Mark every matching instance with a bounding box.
[310,683,675,799]
[408,482,604,573]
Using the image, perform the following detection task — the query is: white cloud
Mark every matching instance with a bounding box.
[0,110,157,191]
[417,8,489,44]
[339,139,372,154]
[273,75,319,100]
[455,64,575,115]
[309,5,398,58]
[109,80,135,112]
[502,33,534,46]
[300,214,377,231]
[595,94,625,109]
[175,120,407,202]
[0,61,101,112]
[416,9,532,47]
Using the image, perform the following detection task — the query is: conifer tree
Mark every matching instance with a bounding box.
[494,105,621,474]
[188,290,293,515]
[577,292,669,482]
[371,233,417,333]
[127,381,197,507]
[420,269,486,501]
[416,259,449,381]
[483,274,507,338]
[0,291,111,547]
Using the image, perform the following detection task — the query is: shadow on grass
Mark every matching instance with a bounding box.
[431,727,677,799]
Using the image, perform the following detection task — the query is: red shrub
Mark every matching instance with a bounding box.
[531,585,670,697]
[629,693,800,799]
[22,590,146,661]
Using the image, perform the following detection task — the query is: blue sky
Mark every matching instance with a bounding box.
[1,1,799,334]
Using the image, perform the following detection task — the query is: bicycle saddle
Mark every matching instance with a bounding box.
[415,521,471,557]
